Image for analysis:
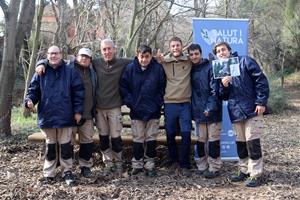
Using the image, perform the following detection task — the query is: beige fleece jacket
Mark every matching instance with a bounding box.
[162,53,192,103]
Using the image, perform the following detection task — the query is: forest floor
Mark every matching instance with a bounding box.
[0,73,299,200]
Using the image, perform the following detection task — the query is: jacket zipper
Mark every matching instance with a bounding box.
[172,63,175,76]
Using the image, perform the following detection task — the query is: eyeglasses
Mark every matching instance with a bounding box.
[47,52,61,55]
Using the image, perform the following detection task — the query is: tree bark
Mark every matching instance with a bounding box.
[0,0,35,137]
[0,0,21,137]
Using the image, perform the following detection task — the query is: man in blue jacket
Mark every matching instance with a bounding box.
[215,42,269,187]
[120,44,166,176]
[35,48,97,178]
[25,46,85,185]
[188,44,222,179]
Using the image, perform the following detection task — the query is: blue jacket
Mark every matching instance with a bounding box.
[191,58,222,124]
[219,55,269,122]
[120,57,166,121]
[36,58,97,118]
[26,60,85,128]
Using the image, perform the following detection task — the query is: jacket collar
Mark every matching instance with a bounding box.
[164,53,189,63]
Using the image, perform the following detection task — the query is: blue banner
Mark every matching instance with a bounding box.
[193,18,249,58]
[192,18,249,160]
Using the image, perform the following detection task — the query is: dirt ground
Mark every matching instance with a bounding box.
[1,85,299,199]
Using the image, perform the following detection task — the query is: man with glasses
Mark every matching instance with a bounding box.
[25,45,84,185]
[35,48,97,178]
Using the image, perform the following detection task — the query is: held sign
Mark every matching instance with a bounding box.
[192,18,249,160]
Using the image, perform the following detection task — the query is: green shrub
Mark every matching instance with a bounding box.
[11,106,39,134]
[267,74,292,113]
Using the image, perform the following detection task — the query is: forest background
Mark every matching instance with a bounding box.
[0,0,299,137]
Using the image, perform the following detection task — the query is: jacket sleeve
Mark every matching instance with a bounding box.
[119,64,133,108]
[35,59,48,68]
[205,68,219,113]
[157,64,166,107]
[24,73,41,107]
[71,67,85,114]
[219,80,230,100]
[245,57,269,106]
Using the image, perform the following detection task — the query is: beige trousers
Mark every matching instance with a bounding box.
[195,122,222,172]
[95,107,123,165]
[41,127,73,177]
[131,119,159,170]
[73,119,95,168]
[233,115,264,178]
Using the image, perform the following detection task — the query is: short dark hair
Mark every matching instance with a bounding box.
[169,36,182,46]
[187,44,202,54]
[136,44,152,54]
[213,42,232,54]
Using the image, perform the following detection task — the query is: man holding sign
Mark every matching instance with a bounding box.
[216,42,269,187]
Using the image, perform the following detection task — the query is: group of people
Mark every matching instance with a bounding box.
[24,37,269,188]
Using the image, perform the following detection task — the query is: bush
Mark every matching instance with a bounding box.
[267,74,292,113]
[11,106,39,134]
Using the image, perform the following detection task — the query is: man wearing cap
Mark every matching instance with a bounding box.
[35,48,97,178]
[26,45,84,185]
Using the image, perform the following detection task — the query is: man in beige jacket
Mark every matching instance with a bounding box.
[158,36,193,177]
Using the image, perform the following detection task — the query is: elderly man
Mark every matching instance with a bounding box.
[35,48,97,178]
[92,39,131,176]
[25,45,84,185]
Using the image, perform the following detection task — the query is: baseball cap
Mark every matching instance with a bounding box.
[78,48,92,57]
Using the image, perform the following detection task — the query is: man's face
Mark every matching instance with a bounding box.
[137,52,152,67]
[215,44,231,59]
[189,49,202,64]
[101,42,116,62]
[76,54,91,67]
[47,46,62,66]
[169,41,182,58]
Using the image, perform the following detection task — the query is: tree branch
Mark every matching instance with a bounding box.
[0,0,8,19]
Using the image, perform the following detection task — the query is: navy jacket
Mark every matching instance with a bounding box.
[219,55,269,122]
[191,58,222,124]
[26,60,84,128]
[120,57,166,121]
[36,58,97,118]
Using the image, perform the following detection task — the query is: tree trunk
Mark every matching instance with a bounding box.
[23,0,46,117]
[0,0,21,137]
[0,0,35,137]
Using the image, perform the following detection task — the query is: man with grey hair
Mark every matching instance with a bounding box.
[92,38,131,177]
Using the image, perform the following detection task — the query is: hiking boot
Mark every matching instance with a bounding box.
[131,168,143,176]
[42,177,54,185]
[230,171,250,182]
[64,171,75,186]
[80,167,92,178]
[203,170,220,179]
[245,176,260,187]
[181,168,192,177]
[145,169,157,177]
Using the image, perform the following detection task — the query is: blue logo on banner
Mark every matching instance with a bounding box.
[192,18,249,160]
[193,18,249,58]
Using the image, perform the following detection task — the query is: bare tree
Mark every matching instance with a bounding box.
[23,0,47,117]
[0,0,36,137]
